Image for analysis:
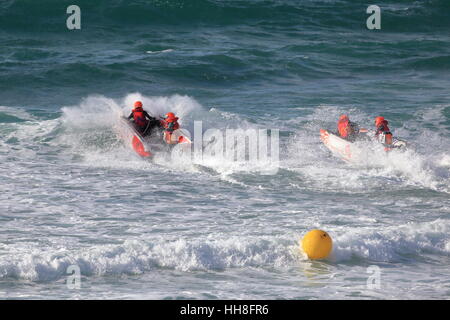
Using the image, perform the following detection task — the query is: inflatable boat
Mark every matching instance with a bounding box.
[116,116,191,158]
[320,129,407,162]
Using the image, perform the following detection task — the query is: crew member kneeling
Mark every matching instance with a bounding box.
[162,112,180,144]
[128,101,161,136]
[374,116,393,146]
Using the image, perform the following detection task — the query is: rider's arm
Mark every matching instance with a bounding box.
[127,112,134,120]
[349,122,359,133]
[144,111,155,121]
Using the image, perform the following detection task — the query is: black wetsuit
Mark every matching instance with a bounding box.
[128,111,162,137]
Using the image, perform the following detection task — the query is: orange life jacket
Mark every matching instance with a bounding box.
[337,118,350,138]
[132,107,148,128]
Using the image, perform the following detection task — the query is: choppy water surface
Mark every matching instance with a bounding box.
[0,0,449,299]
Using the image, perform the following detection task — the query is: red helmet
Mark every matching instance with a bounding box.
[134,101,143,108]
[375,116,385,127]
[339,114,349,121]
[165,112,176,119]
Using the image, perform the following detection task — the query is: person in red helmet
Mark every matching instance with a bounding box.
[162,112,180,144]
[337,114,360,141]
[128,101,162,136]
[374,116,393,145]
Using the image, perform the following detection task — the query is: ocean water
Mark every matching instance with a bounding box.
[0,0,449,299]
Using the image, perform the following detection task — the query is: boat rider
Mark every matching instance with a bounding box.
[162,112,180,144]
[337,114,362,142]
[128,101,162,136]
[374,116,393,145]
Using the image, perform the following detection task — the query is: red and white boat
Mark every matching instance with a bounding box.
[116,116,191,158]
[320,129,407,162]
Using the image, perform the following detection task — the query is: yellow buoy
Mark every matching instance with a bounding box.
[301,229,332,260]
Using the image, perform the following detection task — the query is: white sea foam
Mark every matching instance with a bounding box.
[330,219,450,262]
[0,218,448,282]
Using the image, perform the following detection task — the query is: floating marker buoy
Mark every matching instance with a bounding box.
[301,229,332,260]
